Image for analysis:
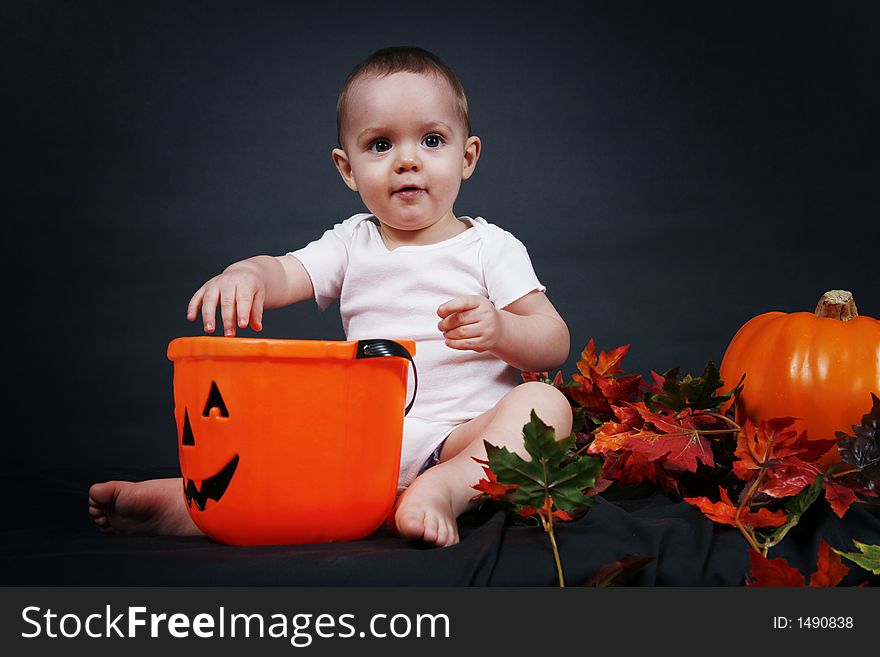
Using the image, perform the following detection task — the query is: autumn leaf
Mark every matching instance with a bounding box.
[565,340,643,416]
[733,418,836,482]
[747,540,852,587]
[746,550,805,587]
[616,403,716,472]
[521,370,565,387]
[519,498,574,521]
[584,555,655,587]
[821,477,860,518]
[600,450,680,494]
[595,374,644,407]
[646,361,736,412]
[471,460,519,500]
[810,540,850,587]
[759,457,822,498]
[832,541,880,575]
[684,487,787,528]
[577,339,629,378]
[484,411,601,514]
[837,392,880,493]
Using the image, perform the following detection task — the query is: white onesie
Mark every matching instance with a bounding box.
[290,213,545,488]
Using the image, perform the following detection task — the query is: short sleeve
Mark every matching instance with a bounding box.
[481,226,546,309]
[287,215,366,310]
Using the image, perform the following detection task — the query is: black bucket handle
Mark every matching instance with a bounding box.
[356,339,418,416]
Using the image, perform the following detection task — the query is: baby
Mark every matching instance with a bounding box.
[89,46,572,547]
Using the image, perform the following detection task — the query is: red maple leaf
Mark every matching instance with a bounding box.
[759,457,822,498]
[602,450,681,494]
[684,487,787,528]
[566,376,615,415]
[746,551,805,587]
[589,419,636,454]
[810,540,850,587]
[746,540,851,587]
[577,339,629,377]
[566,340,643,415]
[595,374,644,407]
[518,497,574,521]
[734,418,837,482]
[471,459,519,500]
[611,403,715,472]
[818,476,877,519]
[521,370,565,387]
[645,370,667,397]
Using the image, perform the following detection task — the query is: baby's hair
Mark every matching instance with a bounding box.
[336,46,471,147]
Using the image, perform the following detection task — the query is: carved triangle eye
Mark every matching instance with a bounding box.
[181,409,195,446]
[202,381,229,418]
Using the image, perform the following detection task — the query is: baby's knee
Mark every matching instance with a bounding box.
[513,381,573,435]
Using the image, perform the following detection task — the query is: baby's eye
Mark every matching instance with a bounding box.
[369,139,392,153]
[422,134,444,148]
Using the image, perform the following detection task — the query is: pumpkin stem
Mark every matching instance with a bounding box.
[814,290,858,322]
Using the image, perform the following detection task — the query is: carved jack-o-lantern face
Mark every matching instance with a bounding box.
[179,382,238,511]
[168,337,413,546]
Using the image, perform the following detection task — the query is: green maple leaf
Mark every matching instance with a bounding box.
[484,410,601,513]
[651,361,734,412]
[832,541,880,575]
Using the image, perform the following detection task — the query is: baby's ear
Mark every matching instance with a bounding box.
[461,136,481,180]
[331,148,358,192]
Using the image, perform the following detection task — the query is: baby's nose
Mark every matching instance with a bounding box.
[394,148,420,172]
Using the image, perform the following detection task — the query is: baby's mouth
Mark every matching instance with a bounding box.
[393,185,425,199]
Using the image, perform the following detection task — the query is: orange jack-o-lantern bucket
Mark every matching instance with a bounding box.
[166,337,416,546]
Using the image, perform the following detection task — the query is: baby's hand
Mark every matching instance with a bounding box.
[437,296,503,353]
[187,265,266,336]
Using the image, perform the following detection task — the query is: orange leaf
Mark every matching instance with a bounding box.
[809,540,850,587]
[684,487,788,528]
[821,479,859,518]
[759,457,821,498]
[471,463,519,500]
[746,550,805,587]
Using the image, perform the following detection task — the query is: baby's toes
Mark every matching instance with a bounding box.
[421,513,440,545]
[395,507,427,541]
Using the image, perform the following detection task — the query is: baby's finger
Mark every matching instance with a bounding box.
[187,287,205,322]
[437,309,481,333]
[442,323,479,341]
[201,286,220,333]
[236,286,253,329]
[437,295,481,319]
[249,289,265,331]
[444,337,483,352]
[219,290,237,336]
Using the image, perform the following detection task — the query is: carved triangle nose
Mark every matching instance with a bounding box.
[202,381,229,418]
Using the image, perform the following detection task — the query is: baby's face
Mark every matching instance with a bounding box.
[333,72,479,238]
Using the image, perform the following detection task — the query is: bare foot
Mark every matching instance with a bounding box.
[390,465,472,547]
[88,478,202,536]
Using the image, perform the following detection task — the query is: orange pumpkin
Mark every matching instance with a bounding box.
[719,290,880,460]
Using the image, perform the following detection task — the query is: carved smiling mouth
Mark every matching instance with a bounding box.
[184,455,239,511]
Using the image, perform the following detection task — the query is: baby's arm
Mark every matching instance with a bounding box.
[187,255,313,336]
[437,291,569,372]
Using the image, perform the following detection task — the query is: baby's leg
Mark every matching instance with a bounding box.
[88,478,202,536]
[392,382,572,547]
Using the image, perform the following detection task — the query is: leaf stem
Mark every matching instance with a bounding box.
[542,509,566,587]
[701,412,741,430]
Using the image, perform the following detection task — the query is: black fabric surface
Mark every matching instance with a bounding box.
[2,467,878,587]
